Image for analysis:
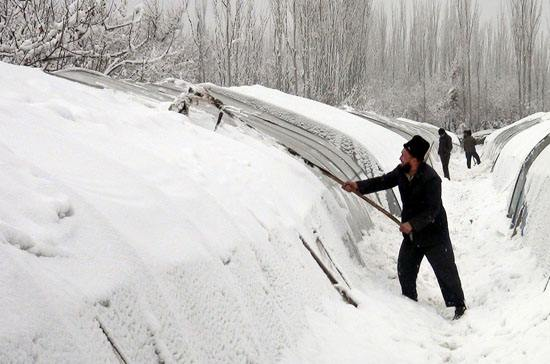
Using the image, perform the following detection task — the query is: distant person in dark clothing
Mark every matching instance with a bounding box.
[438,128,453,180]
[463,130,481,168]
[341,135,466,320]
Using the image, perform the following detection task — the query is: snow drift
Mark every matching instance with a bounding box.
[484,112,550,268]
[0,62,368,362]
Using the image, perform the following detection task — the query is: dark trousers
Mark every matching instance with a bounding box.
[466,151,481,168]
[440,153,451,179]
[397,240,465,307]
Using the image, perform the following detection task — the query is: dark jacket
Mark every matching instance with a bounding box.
[357,163,450,248]
[463,135,477,153]
[438,133,453,156]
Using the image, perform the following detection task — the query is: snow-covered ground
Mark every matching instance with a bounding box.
[485,112,550,281]
[2,62,550,363]
[483,112,547,169]
[290,151,550,363]
[488,113,550,195]
[521,143,550,268]
[0,62,354,362]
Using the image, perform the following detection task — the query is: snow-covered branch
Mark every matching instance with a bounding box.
[0,0,186,76]
[104,31,177,76]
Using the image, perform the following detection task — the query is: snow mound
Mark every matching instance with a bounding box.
[226,84,406,173]
[0,62,364,362]
[485,111,550,270]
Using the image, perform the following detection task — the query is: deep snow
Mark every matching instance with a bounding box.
[0,62,349,362]
[288,150,550,363]
[2,62,550,363]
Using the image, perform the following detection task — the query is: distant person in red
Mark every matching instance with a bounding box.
[438,128,453,180]
[463,130,481,168]
[341,135,466,319]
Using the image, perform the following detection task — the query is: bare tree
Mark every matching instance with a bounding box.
[290,0,298,95]
[211,0,256,86]
[268,0,289,91]
[2,0,549,126]
[188,0,209,82]
[239,2,268,85]
[0,0,184,76]
[509,0,542,116]
[456,0,480,128]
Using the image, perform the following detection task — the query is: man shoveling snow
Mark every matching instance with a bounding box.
[342,135,467,320]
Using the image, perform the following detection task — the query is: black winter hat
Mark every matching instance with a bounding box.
[438,128,445,135]
[404,135,430,161]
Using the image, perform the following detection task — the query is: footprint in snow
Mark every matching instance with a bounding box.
[0,222,61,257]
[439,340,459,351]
